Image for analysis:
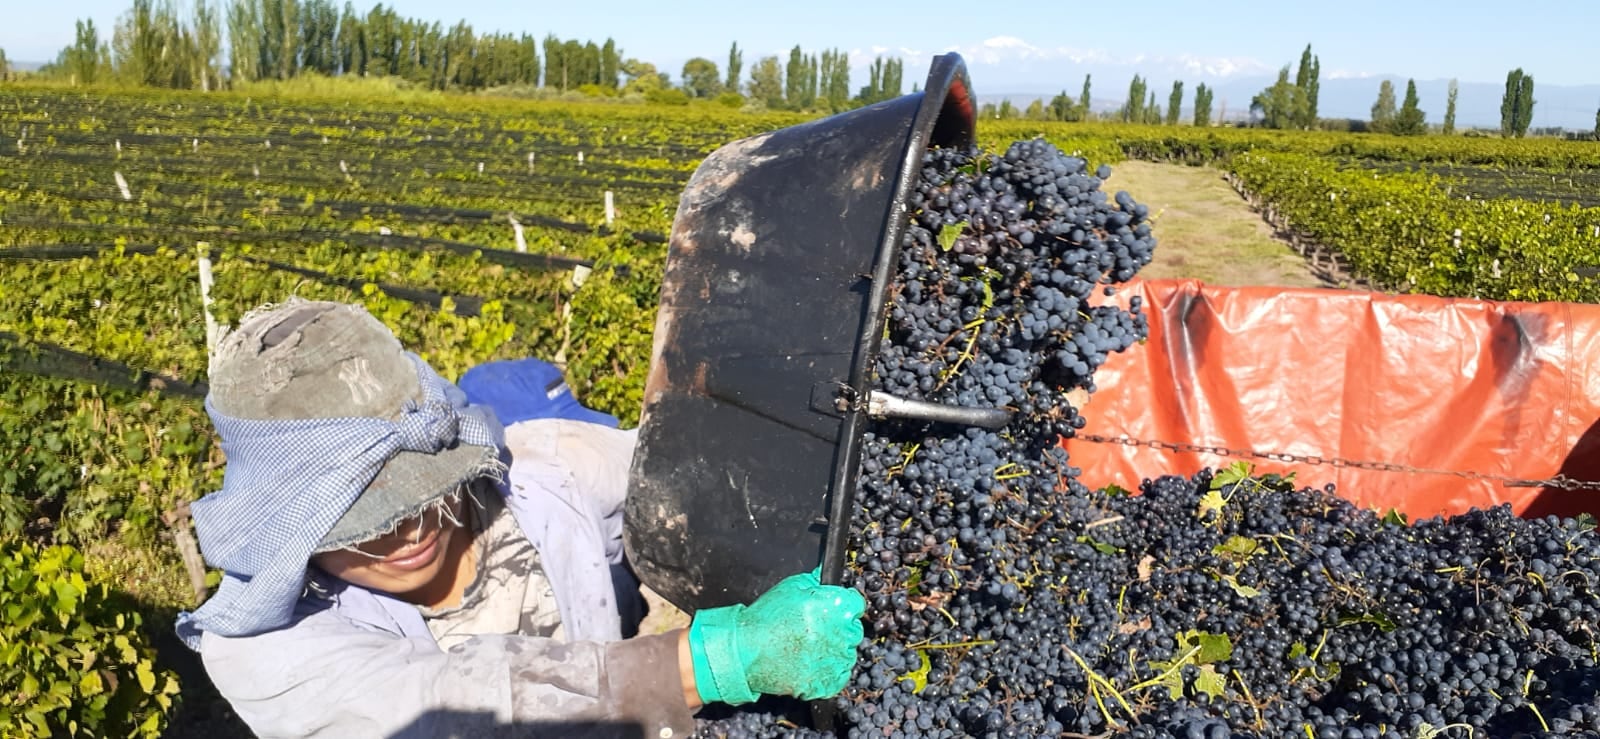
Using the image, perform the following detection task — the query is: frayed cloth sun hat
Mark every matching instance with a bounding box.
[176,299,506,649]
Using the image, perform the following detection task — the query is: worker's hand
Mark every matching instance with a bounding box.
[685,567,865,706]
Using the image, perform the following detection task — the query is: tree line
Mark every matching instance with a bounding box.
[980,73,1216,128]
[13,0,909,112]
[1242,44,1562,138]
[5,17,1593,137]
[41,0,628,93]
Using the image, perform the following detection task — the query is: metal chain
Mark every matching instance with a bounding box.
[1074,433,1600,491]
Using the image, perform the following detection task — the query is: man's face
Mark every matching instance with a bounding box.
[311,494,469,602]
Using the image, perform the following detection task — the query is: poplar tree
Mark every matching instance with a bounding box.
[725,42,742,93]
[1371,80,1397,133]
[1392,78,1426,136]
[1443,79,1458,135]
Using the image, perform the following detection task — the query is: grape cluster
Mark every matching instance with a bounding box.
[692,140,1600,739]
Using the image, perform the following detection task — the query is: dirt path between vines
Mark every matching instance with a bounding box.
[1104,160,1329,288]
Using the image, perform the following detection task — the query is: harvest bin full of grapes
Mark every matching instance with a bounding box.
[624,53,1600,737]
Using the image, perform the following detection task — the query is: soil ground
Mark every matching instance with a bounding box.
[1105,161,1330,289]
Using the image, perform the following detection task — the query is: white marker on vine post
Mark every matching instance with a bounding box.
[114,171,133,201]
[605,191,615,225]
[528,152,536,174]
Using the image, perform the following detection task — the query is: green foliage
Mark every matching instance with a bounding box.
[1443,79,1459,135]
[1229,150,1600,303]
[1370,80,1397,134]
[1293,44,1320,128]
[563,242,666,426]
[1193,83,1214,127]
[856,56,903,106]
[1120,74,1148,123]
[1501,68,1536,138]
[1393,79,1427,136]
[1046,88,1086,123]
[746,55,784,109]
[1252,45,1317,130]
[680,57,722,99]
[784,46,817,110]
[49,19,111,85]
[0,370,218,546]
[0,539,179,737]
[645,87,690,106]
[1141,631,1233,700]
[1166,81,1183,126]
[619,59,666,96]
[724,42,743,95]
[1251,67,1306,130]
[818,49,852,112]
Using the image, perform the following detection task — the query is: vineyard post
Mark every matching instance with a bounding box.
[197,242,221,369]
[114,171,132,201]
[578,151,585,167]
[528,152,536,174]
[605,191,615,225]
[553,265,594,368]
[509,215,527,253]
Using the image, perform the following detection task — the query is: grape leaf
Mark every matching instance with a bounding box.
[1193,665,1227,699]
[136,661,156,692]
[1379,508,1409,526]
[897,650,932,694]
[1143,633,1232,700]
[1337,611,1397,633]
[1176,630,1233,664]
[1145,664,1187,700]
[1196,489,1227,521]
[1209,461,1253,491]
[937,223,965,252]
[1213,535,1259,559]
[1223,575,1262,598]
[1077,535,1122,555]
[1578,513,1596,533]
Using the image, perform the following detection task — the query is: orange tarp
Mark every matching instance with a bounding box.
[1065,279,1600,521]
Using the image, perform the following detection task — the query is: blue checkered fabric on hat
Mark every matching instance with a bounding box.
[175,352,504,651]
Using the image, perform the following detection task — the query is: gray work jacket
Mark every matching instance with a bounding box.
[197,419,699,738]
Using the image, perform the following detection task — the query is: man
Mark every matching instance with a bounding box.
[175,299,865,738]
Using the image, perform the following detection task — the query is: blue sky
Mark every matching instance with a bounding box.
[3,0,1594,90]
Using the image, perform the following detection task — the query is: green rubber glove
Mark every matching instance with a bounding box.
[686,567,866,706]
